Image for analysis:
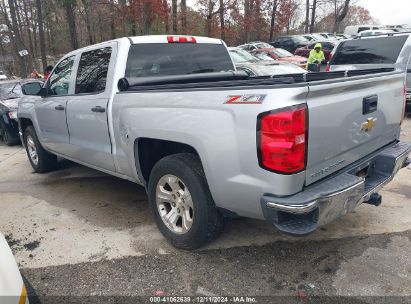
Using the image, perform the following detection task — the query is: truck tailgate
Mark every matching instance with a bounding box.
[305,72,404,185]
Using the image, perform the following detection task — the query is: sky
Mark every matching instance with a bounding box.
[357,0,411,26]
[186,0,411,27]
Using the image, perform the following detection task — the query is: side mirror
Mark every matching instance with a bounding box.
[39,87,48,97]
[21,82,43,96]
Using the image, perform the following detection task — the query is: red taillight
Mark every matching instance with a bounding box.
[257,105,307,174]
[167,36,196,43]
[325,63,331,72]
[326,53,333,72]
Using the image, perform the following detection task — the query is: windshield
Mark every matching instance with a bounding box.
[271,48,294,58]
[252,64,305,76]
[237,49,259,61]
[292,36,309,43]
[0,82,22,100]
[230,51,249,63]
[255,53,274,61]
[311,33,325,40]
[255,42,273,49]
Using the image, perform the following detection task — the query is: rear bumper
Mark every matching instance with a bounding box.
[261,141,411,236]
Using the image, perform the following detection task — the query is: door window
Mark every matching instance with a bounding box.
[48,56,75,96]
[75,47,112,94]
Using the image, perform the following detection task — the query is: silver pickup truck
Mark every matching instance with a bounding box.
[18,35,411,249]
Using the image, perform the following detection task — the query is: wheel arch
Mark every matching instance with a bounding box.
[19,117,34,134]
[134,138,203,185]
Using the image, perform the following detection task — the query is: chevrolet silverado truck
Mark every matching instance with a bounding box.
[18,35,411,249]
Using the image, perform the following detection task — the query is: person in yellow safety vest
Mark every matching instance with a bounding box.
[306,43,325,70]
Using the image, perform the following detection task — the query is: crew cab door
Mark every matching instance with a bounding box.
[65,44,116,172]
[34,55,75,153]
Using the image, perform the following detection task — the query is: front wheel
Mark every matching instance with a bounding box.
[1,128,17,146]
[23,126,57,173]
[147,153,224,250]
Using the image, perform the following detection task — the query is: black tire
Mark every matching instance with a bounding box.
[147,153,224,250]
[1,127,17,146]
[23,126,57,173]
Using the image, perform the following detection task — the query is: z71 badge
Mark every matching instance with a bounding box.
[225,94,266,104]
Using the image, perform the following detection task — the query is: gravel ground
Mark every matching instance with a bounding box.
[1,118,411,304]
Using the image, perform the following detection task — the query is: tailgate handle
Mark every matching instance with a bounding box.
[363,95,378,115]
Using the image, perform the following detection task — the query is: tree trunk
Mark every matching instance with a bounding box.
[181,0,187,34]
[35,0,47,71]
[305,0,310,33]
[64,0,78,50]
[7,0,27,77]
[30,3,38,56]
[333,0,350,33]
[206,0,214,37]
[172,0,177,34]
[14,0,33,71]
[244,0,254,42]
[110,15,116,39]
[310,0,317,33]
[269,0,278,41]
[164,0,169,33]
[46,18,55,55]
[219,0,225,40]
[142,0,151,35]
[82,0,94,45]
[22,0,35,58]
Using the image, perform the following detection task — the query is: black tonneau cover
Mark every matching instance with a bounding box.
[118,68,395,92]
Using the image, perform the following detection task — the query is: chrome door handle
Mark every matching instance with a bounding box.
[55,105,65,111]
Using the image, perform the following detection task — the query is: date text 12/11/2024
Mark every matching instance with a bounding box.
[149,296,257,303]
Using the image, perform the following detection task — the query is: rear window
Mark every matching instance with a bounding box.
[125,43,234,78]
[331,36,407,65]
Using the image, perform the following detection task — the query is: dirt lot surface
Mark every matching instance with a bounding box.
[1,118,411,303]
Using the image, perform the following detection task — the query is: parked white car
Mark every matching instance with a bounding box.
[357,29,395,37]
[344,25,384,36]
[0,234,29,304]
[0,71,8,81]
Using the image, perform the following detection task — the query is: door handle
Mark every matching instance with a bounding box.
[91,106,106,113]
[55,105,65,111]
[363,95,378,115]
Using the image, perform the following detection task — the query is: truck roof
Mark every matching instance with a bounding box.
[128,35,223,45]
[62,35,224,59]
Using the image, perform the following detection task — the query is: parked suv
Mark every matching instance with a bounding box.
[270,35,309,53]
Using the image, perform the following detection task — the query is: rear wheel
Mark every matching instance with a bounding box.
[147,153,224,250]
[23,126,57,173]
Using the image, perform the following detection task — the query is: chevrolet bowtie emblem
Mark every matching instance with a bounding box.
[361,117,377,132]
